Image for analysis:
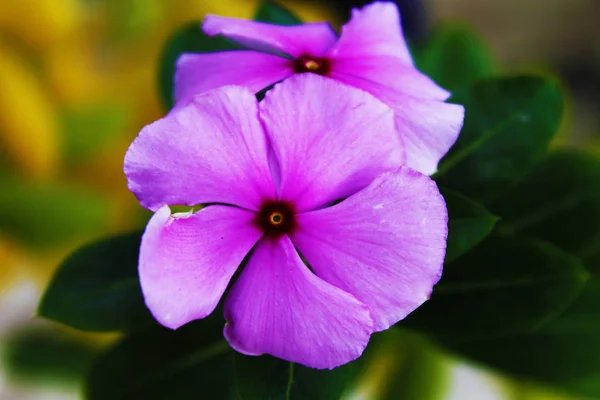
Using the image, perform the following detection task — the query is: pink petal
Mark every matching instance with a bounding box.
[260,74,404,211]
[326,2,413,65]
[124,86,276,211]
[139,205,262,330]
[329,55,450,101]
[224,236,374,369]
[203,15,337,58]
[330,72,464,176]
[291,167,448,331]
[174,51,293,104]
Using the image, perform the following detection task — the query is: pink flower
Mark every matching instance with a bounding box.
[175,1,464,176]
[124,74,447,369]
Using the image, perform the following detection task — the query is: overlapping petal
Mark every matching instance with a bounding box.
[203,15,337,58]
[174,51,293,104]
[326,2,413,65]
[329,55,450,101]
[139,205,263,330]
[260,74,404,211]
[291,168,447,331]
[124,86,276,211]
[224,236,373,369]
[331,72,464,175]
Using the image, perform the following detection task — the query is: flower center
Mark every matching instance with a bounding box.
[255,200,296,238]
[293,54,331,76]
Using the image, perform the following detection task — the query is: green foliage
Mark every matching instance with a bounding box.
[0,175,111,248]
[403,235,588,338]
[84,320,233,400]
[254,0,303,25]
[430,150,600,398]
[84,324,448,400]
[436,76,564,203]
[38,232,156,332]
[414,24,495,91]
[3,326,99,384]
[442,188,498,262]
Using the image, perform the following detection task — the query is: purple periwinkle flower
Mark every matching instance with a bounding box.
[175,1,464,176]
[124,74,447,369]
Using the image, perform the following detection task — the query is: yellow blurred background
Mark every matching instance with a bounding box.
[0,0,598,399]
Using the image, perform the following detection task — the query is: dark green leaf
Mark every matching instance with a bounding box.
[254,0,303,25]
[442,188,498,262]
[84,321,233,400]
[3,326,99,384]
[402,235,588,338]
[0,175,111,248]
[415,24,495,91]
[493,149,600,269]
[234,354,363,400]
[38,232,156,332]
[157,22,243,110]
[436,76,564,202]
[493,149,600,334]
[443,332,600,399]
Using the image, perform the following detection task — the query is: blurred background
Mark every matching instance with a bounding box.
[0,0,598,398]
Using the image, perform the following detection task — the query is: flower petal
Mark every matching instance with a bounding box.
[260,74,404,211]
[330,55,450,101]
[291,167,447,331]
[224,236,373,369]
[174,51,293,104]
[326,2,413,65]
[330,72,464,176]
[139,205,262,330]
[203,15,337,58]
[124,86,276,211]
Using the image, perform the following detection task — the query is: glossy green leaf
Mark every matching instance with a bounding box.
[442,188,498,262]
[493,149,600,268]
[0,175,111,248]
[157,22,242,110]
[254,0,303,25]
[444,332,600,399]
[84,320,233,400]
[415,24,495,91]
[38,232,156,332]
[402,235,588,338]
[234,353,363,400]
[493,150,600,334]
[436,76,564,202]
[3,326,99,384]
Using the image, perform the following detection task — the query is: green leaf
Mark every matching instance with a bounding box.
[254,0,303,25]
[435,76,564,202]
[38,232,156,332]
[84,321,234,400]
[415,24,495,91]
[3,326,99,385]
[0,175,111,248]
[493,149,600,268]
[402,235,589,338]
[492,149,600,334]
[234,354,363,399]
[443,332,600,399]
[157,22,242,110]
[61,103,130,164]
[442,188,498,262]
